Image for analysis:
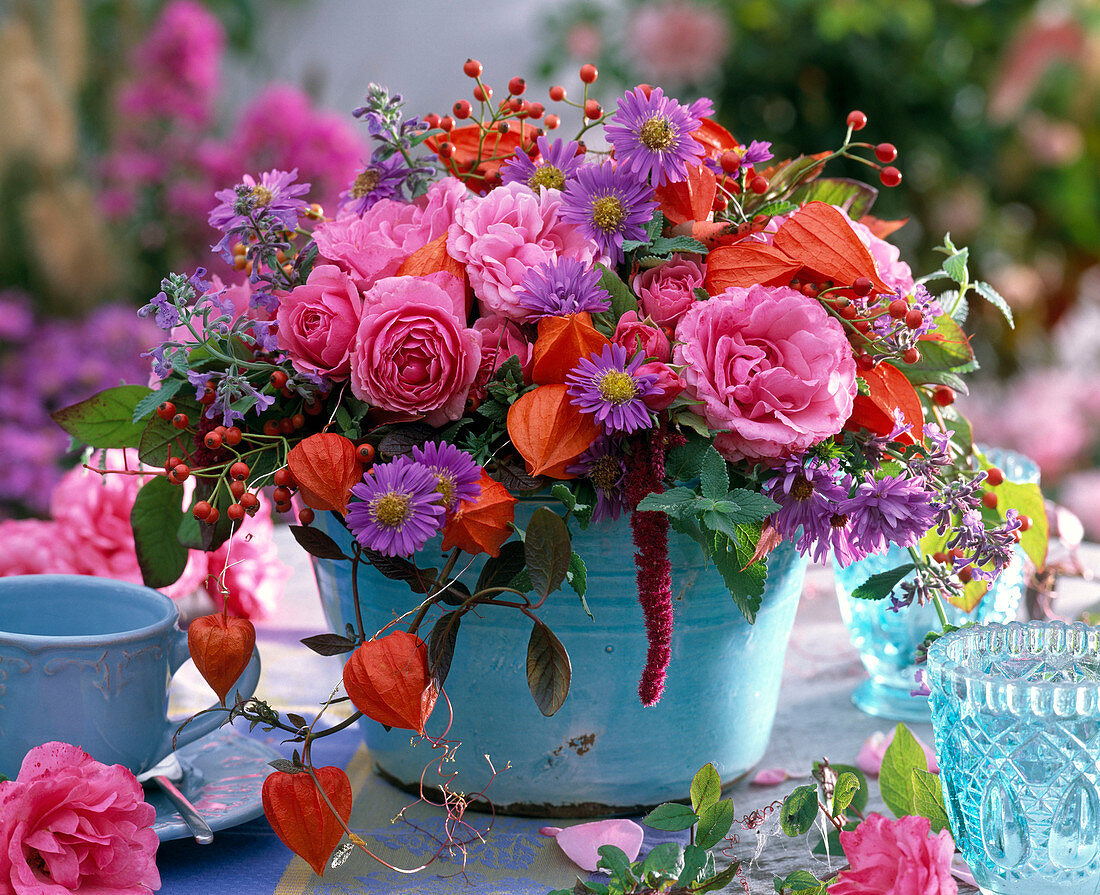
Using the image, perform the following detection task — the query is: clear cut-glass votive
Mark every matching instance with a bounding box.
[927,621,1100,895]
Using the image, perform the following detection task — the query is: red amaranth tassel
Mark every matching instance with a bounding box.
[626,431,674,707]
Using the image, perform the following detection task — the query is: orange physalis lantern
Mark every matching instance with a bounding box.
[262,766,353,876]
[341,631,437,734]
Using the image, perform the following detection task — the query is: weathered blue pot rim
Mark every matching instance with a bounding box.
[0,574,179,646]
[927,620,1100,715]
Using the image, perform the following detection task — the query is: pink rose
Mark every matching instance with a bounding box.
[633,254,705,327]
[613,311,671,363]
[674,285,857,462]
[0,741,161,893]
[447,180,601,321]
[846,213,915,297]
[203,492,290,620]
[0,519,80,577]
[351,276,481,426]
[829,814,956,895]
[276,264,362,379]
[637,362,684,411]
[856,729,939,777]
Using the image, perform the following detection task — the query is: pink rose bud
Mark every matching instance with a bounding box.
[633,254,705,328]
[613,310,671,363]
[637,362,684,411]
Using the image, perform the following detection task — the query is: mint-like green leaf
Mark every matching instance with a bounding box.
[551,482,577,513]
[779,784,819,837]
[943,247,969,284]
[636,487,700,518]
[879,723,928,818]
[665,437,711,483]
[850,564,915,601]
[132,380,184,424]
[131,475,188,588]
[699,447,729,500]
[974,280,1014,328]
[711,527,767,623]
[714,489,781,523]
[691,763,722,814]
[567,551,591,617]
[648,234,708,256]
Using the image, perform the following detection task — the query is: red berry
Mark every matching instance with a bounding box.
[356,443,376,464]
[200,384,216,406]
[229,461,250,481]
[932,385,956,406]
[982,490,999,509]
[262,420,279,436]
[298,507,315,526]
[888,298,909,319]
[904,308,924,329]
[230,480,246,500]
[438,141,455,160]
[291,413,305,429]
[269,370,288,390]
[170,463,190,484]
[172,413,189,429]
[304,400,323,416]
[508,76,526,95]
[548,85,566,102]
[273,486,292,504]
[204,431,223,450]
[852,276,872,297]
[496,122,509,135]
[472,84,492,102]
[204,507,220,525]
[902,347,920,364]
[846,110,867,131]
[192,500,212,520]
[424,112,441,128]
[932,551,947,564]
[452,100,471,119]
[958,566,973,584]
[278,418,294,435]
[544,114,560,130]
[157,401,176,420]
[240,492,260,513]
[224,426,242,446]
[985,467,1005,487]
[463,58,483,78]
[584,99,602,120]
[579,63,598,83]
[880,166,902,188]
[274,501,292,515]
[527,102,544,119]
[720,151,741,174]
[227,503,245,522]
[856,353,875,371]
[875,142,898,163]
[273,467,294,488]
[1019,514,1032,531]
[439,116,454,132]
[165,455,183,472]
[712,193,728,212]
[749,174,769,194]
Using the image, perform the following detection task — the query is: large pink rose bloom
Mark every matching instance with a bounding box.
[203,492,290,620]
[276,263,362,379]
[0,519,80,577]
[447,181,601,321]
[351,276,481,426]
[633,254,705,327]
[0,741,161,893]
[674,285,856,462]
[313,178,466,291]
[829,813,956,895]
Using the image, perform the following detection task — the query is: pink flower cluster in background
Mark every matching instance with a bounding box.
[0,742,160,893]
[624,1,731,86]
[0,452,289,620]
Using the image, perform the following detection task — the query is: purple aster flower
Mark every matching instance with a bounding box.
[208,168,311,261]
[765,456,865,566]
[560,161,658,266]
[839,472,938,555]
[137,291,181,331]
[567,436,628,523]
[500,136,584,193]
[516,258,611,320]
[605,87,707,187]
[566,343,660,434]
[339,153,408,215]
[740,140,773,168]
[346,457,446,557]
[410,441,482,512]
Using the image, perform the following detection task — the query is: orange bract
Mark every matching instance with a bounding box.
[342,631,437,734]
[441,470,517,557]
[654,163,716,226]
[396,232,469,306]
[262,766,352,876]
[506,384,600,479]
[425,122,529,192]
[845,361,925,445]
[287,433,362,514]
[530,313,610,385]
[704,242,803,293]
[187,613,255,706]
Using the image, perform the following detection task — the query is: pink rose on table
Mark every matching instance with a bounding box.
[0,741,161,893]
[447,180,601,321]
[829,813,956,895]
[633,253,705,327]
[276,263,362,379]
[351,275,481,426]
[613,311,671,363]
[674,284,856,462]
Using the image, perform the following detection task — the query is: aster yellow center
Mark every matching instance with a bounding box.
[434,472,457,509]
[351,169,380,198]
[250,185,274,207]
[639,116,675,151]
[372,492,411,528]
[590,455,621,491]
[791,475,814,502]
[528,165,566,191]
[591,195,626,234]
[597,370,637,404]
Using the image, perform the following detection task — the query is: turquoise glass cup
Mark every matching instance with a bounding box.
[927,621,1100,894]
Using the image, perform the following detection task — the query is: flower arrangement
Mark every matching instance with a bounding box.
[54,58,1046,874]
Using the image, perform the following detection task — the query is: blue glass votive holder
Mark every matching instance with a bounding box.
[927,621,1100,895]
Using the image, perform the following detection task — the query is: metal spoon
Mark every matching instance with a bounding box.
[138,753,213,845]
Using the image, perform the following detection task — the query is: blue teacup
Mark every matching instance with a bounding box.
[0,574,261,778]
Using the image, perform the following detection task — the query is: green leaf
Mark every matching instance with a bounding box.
[711,527,767,623]
[789,177,878,219]
[997,481,1048,570]
[526,619,571,717]
[779,784,819,837]
[690,763,722,814]
[641,842,683,880]
[775,869,829,893]
[904,312,975,376]
[130,475,188,588]
[913,767,951,833]
[524,507,572,599]
[698,447,729,500]
[552,482,577,513]
[567,551,591,617]
[590,264,638,335]
[641,802,700,832]
[132,379,183,424]
[636,487,700,518]
[665,436,711,483]
[52,385,154,449]
[832,771,860,814]
[828,764,869,813]
[713,489,781,524]
[676,844,709,888]
[695,799,734,850]
[595,845,635,884]
[850,564,915,601]
[974,280,1014,328]
[943,247,969,284]
[879,723,928,818]
[810,826,846,856]
[675,410,713,439]
[648,234,709,256]
[752,200,799,218]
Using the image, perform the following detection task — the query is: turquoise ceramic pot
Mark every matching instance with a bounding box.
[312,505,806,816]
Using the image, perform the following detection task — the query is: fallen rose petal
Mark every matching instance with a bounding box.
[541,819,645,872]
[751,767,795,786]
